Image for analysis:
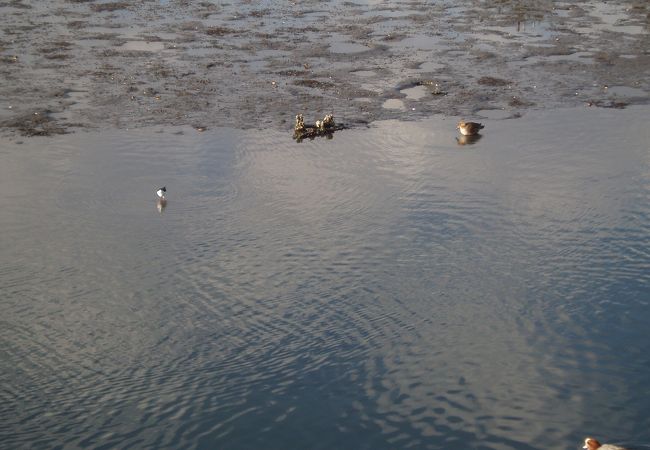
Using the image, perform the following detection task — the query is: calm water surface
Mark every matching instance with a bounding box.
[1,107,649,449]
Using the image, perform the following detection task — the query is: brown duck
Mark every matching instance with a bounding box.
[456,121,484,136]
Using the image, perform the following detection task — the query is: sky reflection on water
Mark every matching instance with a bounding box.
[1,107,649,449]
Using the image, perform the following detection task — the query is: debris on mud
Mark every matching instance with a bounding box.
[420,80,448,96]
[0,111,68,137]
[586,100,629,109]
[90,2,131,13]
[478,77,512,87]
[293,113,346,142]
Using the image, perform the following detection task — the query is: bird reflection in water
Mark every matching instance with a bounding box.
[157,197,167,213]
[456,134,482,146]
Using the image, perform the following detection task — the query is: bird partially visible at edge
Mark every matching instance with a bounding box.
[583,437,628,450]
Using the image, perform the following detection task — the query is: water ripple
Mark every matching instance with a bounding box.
[1,107,650,449]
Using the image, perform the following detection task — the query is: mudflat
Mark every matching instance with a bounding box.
[0,0,648,137]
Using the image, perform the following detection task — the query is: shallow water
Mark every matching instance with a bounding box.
[1,106,650,449]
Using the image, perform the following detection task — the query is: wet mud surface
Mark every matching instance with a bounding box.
[0,0,648,137]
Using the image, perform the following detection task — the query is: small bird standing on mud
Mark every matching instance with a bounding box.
[456,121,484,136]
[156,186,166,199]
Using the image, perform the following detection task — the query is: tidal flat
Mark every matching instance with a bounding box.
[0,0,649,136]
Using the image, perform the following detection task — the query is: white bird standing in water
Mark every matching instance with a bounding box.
[157,186,166,199]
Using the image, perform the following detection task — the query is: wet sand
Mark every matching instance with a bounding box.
[0,0,649,138]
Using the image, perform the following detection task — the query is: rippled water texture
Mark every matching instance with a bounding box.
[1,107,649,449]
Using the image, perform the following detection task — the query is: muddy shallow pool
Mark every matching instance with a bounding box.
[1,105,649,449]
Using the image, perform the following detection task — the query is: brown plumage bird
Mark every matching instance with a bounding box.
[456,121,484,136]
[583,437,628,450]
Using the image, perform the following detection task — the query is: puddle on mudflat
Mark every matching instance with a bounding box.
[401,84,428,100]
[392,35,445,51]
[120,41,167,52]
[382,98,406,110]
[417,61,445,72]
[578,2,647,35]
[604,86,648,98]
[2,106,649,450]
[330,41,371,54]
[512,51,595,67]
[183,45,219,57]
[477,21,555,43]
[351,70,377,77]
